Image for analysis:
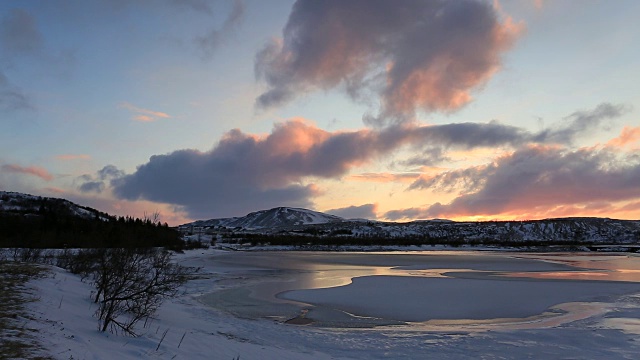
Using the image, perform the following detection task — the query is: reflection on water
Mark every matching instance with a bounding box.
[601,317,640,335]
[509,253,640,282]
[204,251,640,331]
[410,302,614,332]
[242,264,473,306]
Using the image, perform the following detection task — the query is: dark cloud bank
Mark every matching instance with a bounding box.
[108,119,528,219]
[65,0,634,221]
[0,71,31,111]
[77,103,631,219]
[387,144,640,220]
[327,204,378,220]
[0,9,41,111]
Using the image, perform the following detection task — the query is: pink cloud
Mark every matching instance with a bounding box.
[110,104,629,220]
[533,0,544,10]
[2,164,54,181]
[120,102,170,122]
[383,15,523,117]
[606,126,640,149]
[392,144,640,221]
[256,0,524,123]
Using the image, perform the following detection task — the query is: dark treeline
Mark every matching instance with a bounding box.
[0,198,182,249]
[221,232,601,249]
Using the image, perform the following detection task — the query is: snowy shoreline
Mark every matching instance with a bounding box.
[211,242,640,253]
[23,249,640,359]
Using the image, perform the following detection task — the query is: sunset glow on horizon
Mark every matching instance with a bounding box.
[1,0,638,225]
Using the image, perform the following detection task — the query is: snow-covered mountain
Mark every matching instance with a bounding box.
[3,191,638,246]
[183,207,640,245]
[0,191,110,220]
[185,207,344,230]
[342,217,640,244]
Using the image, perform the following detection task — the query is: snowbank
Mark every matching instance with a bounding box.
[23,249,640,359]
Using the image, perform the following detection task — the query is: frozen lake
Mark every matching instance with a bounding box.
[30,249,640,360]
[200,251,640,330]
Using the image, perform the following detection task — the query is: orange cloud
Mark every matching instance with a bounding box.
[120,102,170,122]
[55,154,91,160]
[2,164,54,181]
[606,126,640,149]
[264,118,332,156]
[256,1,525,123]
[348,172,420,184]
[390,143,640,221]
[381,6,524,117]
[134,115,154,122]
[533,0,544,10]
[112,115,587,219]
[385,201,640,222]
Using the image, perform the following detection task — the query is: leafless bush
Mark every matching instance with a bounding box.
[11,248,43,263]
[40,249,58,265]
[56,248,99,280]
[67,248,195,335]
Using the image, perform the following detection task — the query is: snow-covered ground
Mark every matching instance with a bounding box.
[24,249,640,359]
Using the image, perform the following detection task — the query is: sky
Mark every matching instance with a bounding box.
[1,0,639,225]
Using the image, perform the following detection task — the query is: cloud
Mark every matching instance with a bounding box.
[77,165,126,194]
[606,126,640,150]
[112,144,319,218]
[397,144,640,220]
[533,0,545,10]
[120,102,171,122]
[365,102,624,163]
[107,103,626,219]
[78,181,105,193]
[384,207,428,221]
[411,121,531,149]
[1,164,53,181]
[408,164,491,193]
[0,7,73,108]
[196,0,244,59]
[327,203,378,220]
[0,8,43,55]
[97,165,125,180]
[534,103,630,144]
[0,71,33,111]
[347,172,420,184]
[255,0,522,124]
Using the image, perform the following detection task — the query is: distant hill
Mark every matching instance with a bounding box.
[0,191,111,221]
[4,191,639,249]
[182,207,640,247]
[0,191,182,248]
[185,207,343,230]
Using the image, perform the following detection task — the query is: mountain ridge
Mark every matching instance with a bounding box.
[2,192,638,246]
[0,191,182,248]
[0,191,111,221]
[187,206,344,229]
[181,207,640,245]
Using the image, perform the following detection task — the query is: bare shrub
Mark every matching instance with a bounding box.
[11,248,43,263]
[56,248,100,281]
[75,248,194,335]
